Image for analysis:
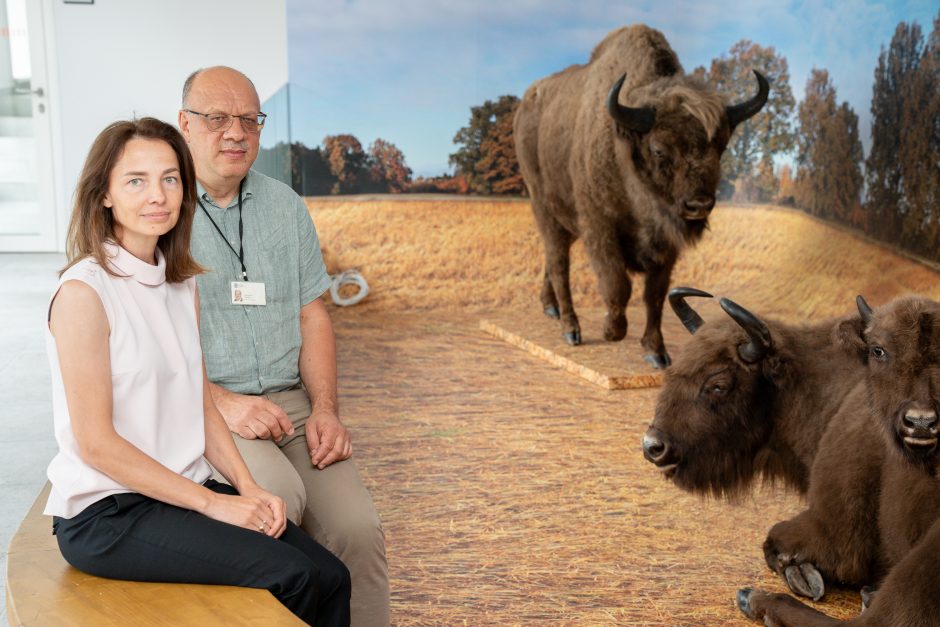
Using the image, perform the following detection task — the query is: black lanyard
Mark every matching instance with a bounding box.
[197,179,248,281]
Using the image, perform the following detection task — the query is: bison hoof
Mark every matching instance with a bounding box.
[564,330,581,346]
[861,585,875,612]
[643,353,671,369]
[543,305,560,319]
[784,563,825,601]
[736,588,757,619]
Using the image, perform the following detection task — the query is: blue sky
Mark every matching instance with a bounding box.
[284,0,938,178]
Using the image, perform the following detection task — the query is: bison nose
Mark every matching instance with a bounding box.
[903,408,939,432]
[642,431,669,464]
[682,195,715,220]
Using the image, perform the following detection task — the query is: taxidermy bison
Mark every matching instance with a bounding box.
[513,25,769,367]
[643,287,868,599]
[738,295,940,626]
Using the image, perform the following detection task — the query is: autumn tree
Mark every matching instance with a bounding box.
[699,40,796,201]
[368,138,412,194]
[477,104,525,195]
[794,69,864,223]
[775,164,796,205]
[866,22,924,240]
[323,134,368,194]
[450,94,520,194]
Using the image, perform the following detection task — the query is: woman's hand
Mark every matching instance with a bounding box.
[202,487,287,538]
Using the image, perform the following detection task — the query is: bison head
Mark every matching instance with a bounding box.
[853,295,940,468]
[607,71,769,228]
[643,288,780,497]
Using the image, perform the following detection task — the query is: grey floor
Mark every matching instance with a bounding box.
[0,253,64,623]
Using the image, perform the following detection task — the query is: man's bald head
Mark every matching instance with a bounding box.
[181,66,259,108]
[178,66,262,200]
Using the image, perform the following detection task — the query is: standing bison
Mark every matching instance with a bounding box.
[514,25,768,367]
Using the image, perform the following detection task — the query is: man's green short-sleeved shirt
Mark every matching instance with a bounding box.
[191,169,331,394]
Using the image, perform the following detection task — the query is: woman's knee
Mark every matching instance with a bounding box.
[278,550,351,611]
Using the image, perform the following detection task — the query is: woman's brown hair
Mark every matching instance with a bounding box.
[61,117,203,283]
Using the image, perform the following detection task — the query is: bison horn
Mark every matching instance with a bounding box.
[668,287,713,334]
[857,295,874,326]
[719,297,772,363]
[607,74,656,134]
[725,70,770,128]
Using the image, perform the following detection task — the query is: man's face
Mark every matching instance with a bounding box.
[179,69,261,190]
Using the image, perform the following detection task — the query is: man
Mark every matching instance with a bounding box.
[179,66,389,627]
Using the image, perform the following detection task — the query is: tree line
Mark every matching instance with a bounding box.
[284,12,940,264]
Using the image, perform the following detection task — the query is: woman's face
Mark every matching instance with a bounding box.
[104,137,182,253]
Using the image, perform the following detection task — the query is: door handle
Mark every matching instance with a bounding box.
[32,87,44,97]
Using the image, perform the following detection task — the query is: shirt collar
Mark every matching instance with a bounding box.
[104,240,166,286]
[196,171,255,210]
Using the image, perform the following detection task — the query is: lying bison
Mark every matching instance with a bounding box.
[739,295,940,626]
[514,25,768,367]
[643,287,868,599]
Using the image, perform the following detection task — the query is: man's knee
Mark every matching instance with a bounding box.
[308,503,386,562]
[262,469,307,526]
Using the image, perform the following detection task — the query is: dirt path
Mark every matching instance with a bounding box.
[333,309,861,625]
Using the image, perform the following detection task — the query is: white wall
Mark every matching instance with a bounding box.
[47,0,287,250]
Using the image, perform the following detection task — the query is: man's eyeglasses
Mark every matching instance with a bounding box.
[184,109,267,133]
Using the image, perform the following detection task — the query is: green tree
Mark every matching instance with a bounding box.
[897,11,940,256]
[701,40,796,201]
[866,22,924,240]
[450,95,519,194]
[290,142,334,196]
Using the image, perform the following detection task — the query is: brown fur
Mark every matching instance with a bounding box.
[740,296,940,626]
[644,307,867,499]
[514,25,761,364]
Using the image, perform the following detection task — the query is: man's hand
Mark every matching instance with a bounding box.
[305,410,352,469]
[212,386,294,442]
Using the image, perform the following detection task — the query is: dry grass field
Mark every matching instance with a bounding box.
[306,196,940,625]
[309,196,940,320]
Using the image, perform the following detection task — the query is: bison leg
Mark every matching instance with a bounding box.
[582,229,630,344]
[737,588,844,626]
[541,272,559,319]
[846,518,940,626]
[640,264,674,369]
[762,512,830,601]
[535,212,580,345]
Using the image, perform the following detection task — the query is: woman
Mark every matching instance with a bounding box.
[44,117,350,626]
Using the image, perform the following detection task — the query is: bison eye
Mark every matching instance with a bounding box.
[702,378,732,400]
[870,346,887,361]
[708,383,727,396]
[651,146,666,159]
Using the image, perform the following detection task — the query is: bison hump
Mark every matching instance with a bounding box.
[589,25,683,81]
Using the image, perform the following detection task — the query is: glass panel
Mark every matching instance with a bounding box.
[254,83,292,187]
[0,0,31,117]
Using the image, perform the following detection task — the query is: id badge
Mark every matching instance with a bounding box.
[231,281,266,306]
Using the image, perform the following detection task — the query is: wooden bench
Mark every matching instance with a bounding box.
[6,483,301,626]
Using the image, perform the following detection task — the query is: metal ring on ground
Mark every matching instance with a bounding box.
[330,270,370,307]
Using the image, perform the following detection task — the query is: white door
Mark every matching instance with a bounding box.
[0,0,56,251]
